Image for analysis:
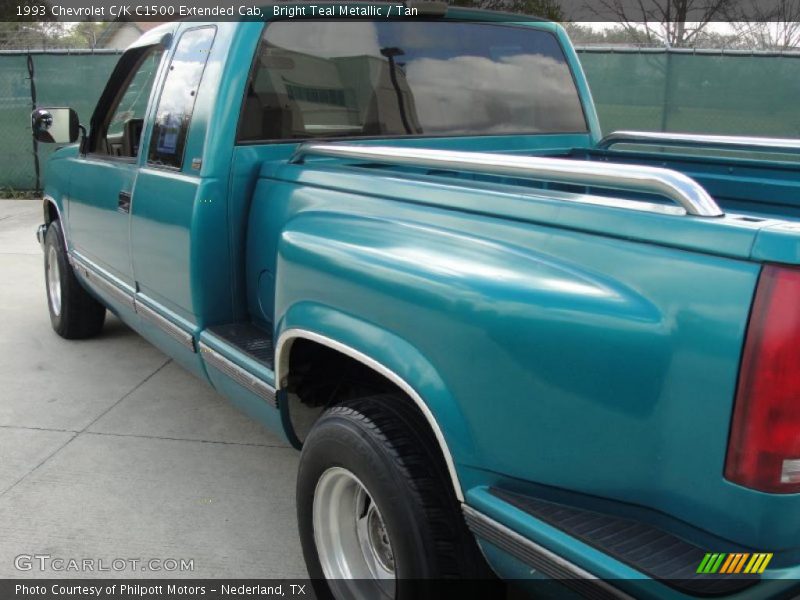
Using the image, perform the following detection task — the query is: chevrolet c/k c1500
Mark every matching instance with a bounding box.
[30,5,800,599]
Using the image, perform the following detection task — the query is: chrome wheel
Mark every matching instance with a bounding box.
[313,467,395,597]
[47,245,61,317]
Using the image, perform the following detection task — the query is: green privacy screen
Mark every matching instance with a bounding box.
[577,49,800,138]
[0,48,799,190]
[33,52,123,186]
[0,51,121,191]
[0,53,37,190]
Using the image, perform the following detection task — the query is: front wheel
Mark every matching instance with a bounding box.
[296,394,495,600]
[44,221,106,339]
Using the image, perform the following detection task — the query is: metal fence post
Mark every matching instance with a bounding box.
[660,49,674,133]
[27,53,40,195]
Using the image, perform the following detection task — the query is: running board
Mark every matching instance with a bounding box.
[199,342,277,408]
[206,323,274,370]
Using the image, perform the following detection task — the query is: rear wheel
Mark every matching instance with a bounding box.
[296,394,496,599]
[44,221,106,339]
[314,466,396,594]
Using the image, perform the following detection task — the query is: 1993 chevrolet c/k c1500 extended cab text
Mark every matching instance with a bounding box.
[29,5,800,599]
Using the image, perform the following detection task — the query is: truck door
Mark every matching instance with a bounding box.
[68,44,166,287]
[130,27,216,322]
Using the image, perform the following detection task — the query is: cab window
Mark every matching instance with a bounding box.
[89,46,164,158]
[147,27,216,170]
[238,21,587,142]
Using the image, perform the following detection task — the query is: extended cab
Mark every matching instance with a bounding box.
[31,8,800,599]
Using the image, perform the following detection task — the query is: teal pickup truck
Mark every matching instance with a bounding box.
[31,7,800,600]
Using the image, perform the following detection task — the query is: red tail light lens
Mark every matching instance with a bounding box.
[725,264,800,494]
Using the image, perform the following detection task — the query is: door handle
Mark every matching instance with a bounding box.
[118,191,131,214]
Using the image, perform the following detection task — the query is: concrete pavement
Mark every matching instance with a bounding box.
[0,200,306,579]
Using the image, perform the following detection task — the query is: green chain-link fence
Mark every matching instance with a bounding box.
[0,47,799,191]
[577,48,800,138]
[0,50,120,192]
[0,53,33,191]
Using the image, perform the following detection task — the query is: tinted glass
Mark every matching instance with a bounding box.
[148,27,215,169]
[238,21,587,142]
[94,46,163,157]
[107,49,163,140]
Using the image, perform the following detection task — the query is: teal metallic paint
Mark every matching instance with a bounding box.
[133,302,206,380]
[41,145,79,230]
[202,360,286,442]
[752,223,800,264]
[550,22,603,144]
[127,23,237,326]
[130,168,200,322]
[247,171,800,551]
[67,156,138,284]
[37,13,800,592]
[231,133,599,320]
[274,303,474,491]
[61,26,173,286]
[263,161,766,259]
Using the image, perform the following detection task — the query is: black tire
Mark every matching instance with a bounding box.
[44,221,106,339]
[297,394,498,600]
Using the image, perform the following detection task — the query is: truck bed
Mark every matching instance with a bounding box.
[282,141,800,267]
[572,146,800,223]
[257,144,800,556]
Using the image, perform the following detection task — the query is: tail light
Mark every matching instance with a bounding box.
[725,264,800,493]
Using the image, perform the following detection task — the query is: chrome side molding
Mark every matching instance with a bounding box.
[135,300,195,352]
[199,342,277,407]
[71,255,136,313]
[70,254,278,406]
[462,506,634,600]
[70,253,194,352]
[598,130,800,156]
[290,143,723,218]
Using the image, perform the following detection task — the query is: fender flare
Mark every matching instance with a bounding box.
[274,305,472,502]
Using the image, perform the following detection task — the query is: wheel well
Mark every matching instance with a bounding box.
[278,332,465,500]
[284,339,400,442]
[282,337,464,501]
[44,200,59,225]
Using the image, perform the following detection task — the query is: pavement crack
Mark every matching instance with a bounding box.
[83,430,292,449]
[0,424,79,433]
[0,359,172,500]
[80,358,172,433]
[0,432,78,499]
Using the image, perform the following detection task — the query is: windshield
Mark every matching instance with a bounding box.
[238,20,587,142]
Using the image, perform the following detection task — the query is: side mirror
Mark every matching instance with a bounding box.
[31,108,80,144]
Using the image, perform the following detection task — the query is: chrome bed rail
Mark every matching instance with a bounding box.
[290,143,723,218]
[598,130,800,156]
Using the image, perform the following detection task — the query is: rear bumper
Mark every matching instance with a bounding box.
[463,486,800,600]
[464,505,633,600]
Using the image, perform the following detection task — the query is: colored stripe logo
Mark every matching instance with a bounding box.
[697,553,773,574]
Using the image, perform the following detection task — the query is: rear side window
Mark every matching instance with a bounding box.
[148,27,216,169]
[238,21,587,142]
